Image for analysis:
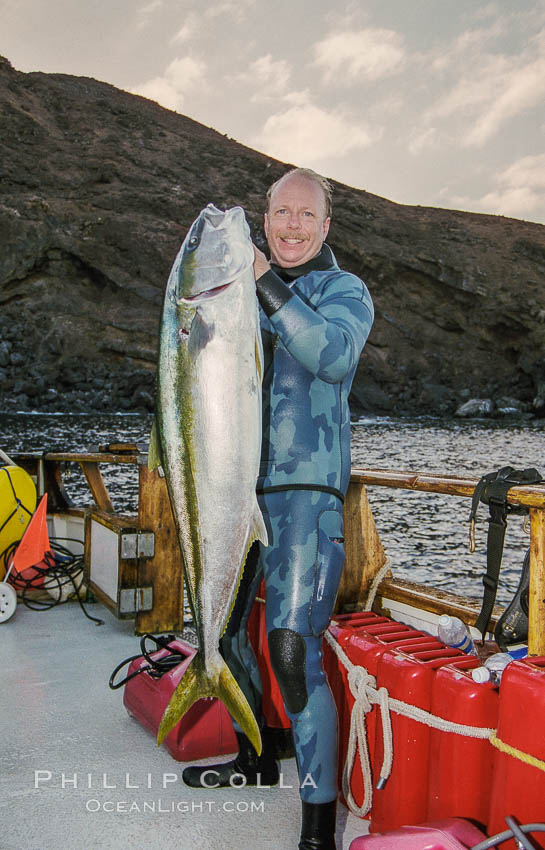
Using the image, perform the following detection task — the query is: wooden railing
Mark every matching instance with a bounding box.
[341,468,545,656]
[13,450,545,653]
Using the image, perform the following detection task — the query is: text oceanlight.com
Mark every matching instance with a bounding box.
[85,800,265,814]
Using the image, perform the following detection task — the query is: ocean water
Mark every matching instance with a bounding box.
[2,411,544,606]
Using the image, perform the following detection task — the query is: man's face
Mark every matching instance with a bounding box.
[264,175,330,268]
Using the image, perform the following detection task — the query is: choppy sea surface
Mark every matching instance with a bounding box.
[1,412,544,606]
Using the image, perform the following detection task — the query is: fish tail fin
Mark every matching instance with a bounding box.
[156,652,262,756]
[216,657,262,756]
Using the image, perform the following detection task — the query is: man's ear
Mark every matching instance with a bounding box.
[264,212,270,237]
[323,217,331,239]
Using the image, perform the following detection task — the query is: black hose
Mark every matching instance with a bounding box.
[1,536,104,625]
[472,821,545,850]
[109,633,185,689]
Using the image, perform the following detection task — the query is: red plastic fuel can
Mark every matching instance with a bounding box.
[370,646,465,833]
[330,615,445,815]
[324,613,399,810]
[123,638,237,761]
[487,656,545,849]
[427,655,499,825]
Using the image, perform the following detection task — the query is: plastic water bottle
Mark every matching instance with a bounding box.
[471,652,513,685]
[437,614,478,655]
[485,652,513,684]
[506,643,528,660]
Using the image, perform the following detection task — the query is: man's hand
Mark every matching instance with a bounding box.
[253,244,271,280]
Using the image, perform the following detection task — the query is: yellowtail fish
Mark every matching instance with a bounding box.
[149,204,267,755]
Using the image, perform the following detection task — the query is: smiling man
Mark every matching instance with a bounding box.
[183,168,374,850]
[262,169,331,267]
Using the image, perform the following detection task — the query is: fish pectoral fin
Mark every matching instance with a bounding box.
[251,501,268,548]
[156,653,262,757]
[148,419,163,471]
[255,330,264,384]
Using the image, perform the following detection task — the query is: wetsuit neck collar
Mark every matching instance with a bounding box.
[270,244,337,282]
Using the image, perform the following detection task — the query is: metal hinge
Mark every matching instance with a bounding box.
[120,532,155,559]
[119,587,153,614]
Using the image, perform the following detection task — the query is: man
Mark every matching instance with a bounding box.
[183,168,374,850]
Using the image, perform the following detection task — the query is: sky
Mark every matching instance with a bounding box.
[3,0,545,225]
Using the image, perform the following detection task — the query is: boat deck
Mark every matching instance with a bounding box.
[1,601,369,850]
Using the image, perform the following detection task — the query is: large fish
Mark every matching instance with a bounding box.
[149,203,267,755]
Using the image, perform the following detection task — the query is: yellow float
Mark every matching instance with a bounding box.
[0,465,37,579]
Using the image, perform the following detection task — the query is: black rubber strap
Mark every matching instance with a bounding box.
[255,270,294,317]
[472,466,543,639]
[257,483,345,504]
[475,499,508,638]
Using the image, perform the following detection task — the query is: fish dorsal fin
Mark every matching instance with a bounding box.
[148,419,163,471]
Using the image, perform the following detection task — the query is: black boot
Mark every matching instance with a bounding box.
[182,729,280,788]
[298,800,337,850]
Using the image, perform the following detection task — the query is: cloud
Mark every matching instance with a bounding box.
[136,0,163,30]
[132,56,206,112]
[251,97,378,165]
[204,0,255,21]
[234,54,291,100]
[465,53,545,146]
[170,14,199,45]
[313,28,406,84]
[424,26,545,147]
[444,153,545,221]
[408,127,439,155]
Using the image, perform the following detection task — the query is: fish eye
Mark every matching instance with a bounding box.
[188,235,200,249]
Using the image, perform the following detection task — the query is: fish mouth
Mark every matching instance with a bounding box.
[182,281,233,302]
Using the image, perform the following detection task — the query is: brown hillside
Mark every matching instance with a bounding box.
[1,56,544,417]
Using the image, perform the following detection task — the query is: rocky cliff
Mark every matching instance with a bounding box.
[1,56,545,418]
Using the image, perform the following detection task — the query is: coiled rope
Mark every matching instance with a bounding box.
[324,628,497,817]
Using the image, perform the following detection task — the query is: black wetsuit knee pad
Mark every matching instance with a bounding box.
[268,628,308,714]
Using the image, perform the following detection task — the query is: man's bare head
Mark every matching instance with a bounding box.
[266,168,333,220]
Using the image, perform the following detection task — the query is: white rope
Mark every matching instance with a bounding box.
[324,628,496,818]
[364,559,391,611]
[0,448,16,466]
[342,665,375,816]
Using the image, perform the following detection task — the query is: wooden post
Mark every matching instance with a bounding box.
[336,479,387,612]
[135,463,184,634]
[79,462,115,513]
[528,507,545,655]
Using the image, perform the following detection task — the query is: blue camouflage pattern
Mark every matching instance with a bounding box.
[258,251,373,495]
[222,247,373,803]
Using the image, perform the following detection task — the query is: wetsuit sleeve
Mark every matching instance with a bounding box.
[256,270,294,317]
[263,272,374,383]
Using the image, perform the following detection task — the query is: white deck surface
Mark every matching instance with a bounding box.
[1,601,369,850]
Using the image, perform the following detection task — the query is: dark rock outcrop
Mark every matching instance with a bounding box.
[1,56,545,417]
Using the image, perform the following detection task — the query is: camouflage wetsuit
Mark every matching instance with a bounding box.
[221,243,374,803]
